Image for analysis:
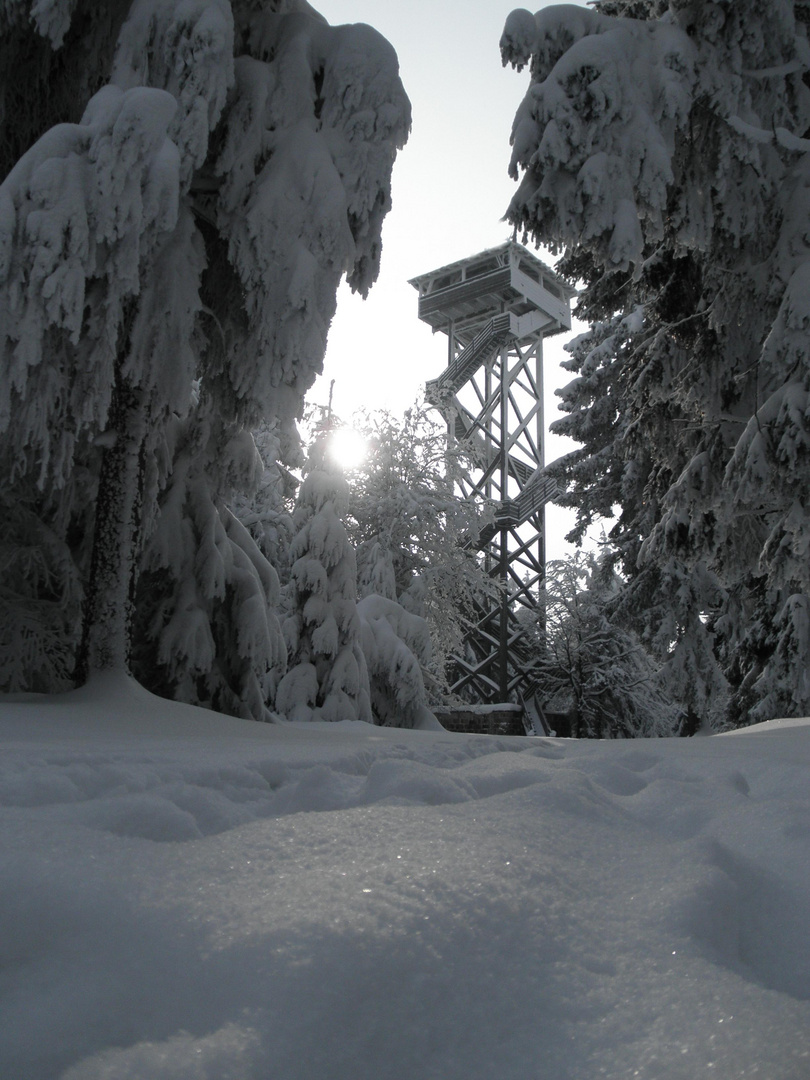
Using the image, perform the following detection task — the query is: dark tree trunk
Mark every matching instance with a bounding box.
[76,369,146,681]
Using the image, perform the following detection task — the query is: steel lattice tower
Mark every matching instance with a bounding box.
[410,241,575,704]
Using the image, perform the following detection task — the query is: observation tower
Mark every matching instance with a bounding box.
[410,241,575,707]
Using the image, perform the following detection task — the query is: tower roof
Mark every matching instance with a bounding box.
[409,240,575,344]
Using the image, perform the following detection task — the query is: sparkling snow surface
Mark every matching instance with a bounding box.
[2,675,809,1079]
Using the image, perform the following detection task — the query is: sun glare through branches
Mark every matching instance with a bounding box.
[328,426,368,471]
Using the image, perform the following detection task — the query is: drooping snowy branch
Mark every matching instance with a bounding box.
[206,8,411,446]
[502,5,697,271]
[0,85,183,488]
[358,593,439,730]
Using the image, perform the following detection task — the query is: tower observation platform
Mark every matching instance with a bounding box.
[410,241,575,710]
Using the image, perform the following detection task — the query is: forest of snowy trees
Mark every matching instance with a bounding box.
[3,0,810,734]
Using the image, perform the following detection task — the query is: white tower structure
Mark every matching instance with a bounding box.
[410,241,575,704]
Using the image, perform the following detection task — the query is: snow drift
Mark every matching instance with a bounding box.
[1,674,808,1079]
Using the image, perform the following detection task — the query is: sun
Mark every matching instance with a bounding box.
[328,426,368,471]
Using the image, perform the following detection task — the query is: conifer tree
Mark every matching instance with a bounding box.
[501,0,810,724]
[276,435,372,723]
[0,0,410,704]
[131,409,288,720]
[357,593,440,730]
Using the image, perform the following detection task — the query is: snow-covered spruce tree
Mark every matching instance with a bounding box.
[530,552,680,738]
[357,593,440,730]
[342,404,498,697]
[276,435,371,722]
[130,407,288,720]
[233,419,297,585]
[0,79,200,680]
[501,0,810,725]
[0,1,410,705]
[548,313,730,729]
[274,410,441,727]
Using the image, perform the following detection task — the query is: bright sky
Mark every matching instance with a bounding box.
[314,0,591,559]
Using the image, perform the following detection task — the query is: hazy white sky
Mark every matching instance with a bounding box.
[314,0,591,557]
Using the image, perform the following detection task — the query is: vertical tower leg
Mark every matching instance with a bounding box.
[498,340,510,699]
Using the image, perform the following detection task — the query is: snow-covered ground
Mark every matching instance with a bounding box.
[2,675,809,1080]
